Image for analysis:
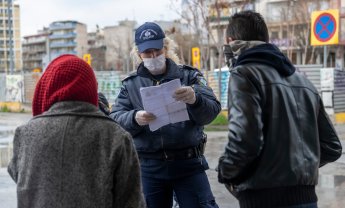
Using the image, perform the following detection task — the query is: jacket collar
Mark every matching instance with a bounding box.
[38,101,103,117]
[234,43,296,76]
[137,58,181,80]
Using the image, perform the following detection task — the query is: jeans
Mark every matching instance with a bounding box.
[281,203,318,208]
[142,171,219,208]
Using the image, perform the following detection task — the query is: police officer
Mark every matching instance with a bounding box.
[110,22,221,208]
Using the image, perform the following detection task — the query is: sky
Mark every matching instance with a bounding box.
[17,0,181,37]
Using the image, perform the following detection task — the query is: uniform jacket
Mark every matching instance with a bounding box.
[218,43,342,207]
[110,58,221,154]
[8,101,145,208]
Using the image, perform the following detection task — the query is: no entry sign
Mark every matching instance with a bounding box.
[311,9,339,46]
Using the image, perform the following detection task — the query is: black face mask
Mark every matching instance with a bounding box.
[223,44,235,68]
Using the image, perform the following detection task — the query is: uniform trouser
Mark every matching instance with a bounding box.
[142,171,219,208]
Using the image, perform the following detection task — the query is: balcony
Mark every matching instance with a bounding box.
[23,55,45,61]
[50,51,77,60]
[22,47,46,54]
[49,23,76,31]
[50,42,77,48]
[229,0,247,3]
[49,33,76,40]
[23,39,46,45]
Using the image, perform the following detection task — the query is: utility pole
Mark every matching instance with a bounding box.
[7,0,14,74]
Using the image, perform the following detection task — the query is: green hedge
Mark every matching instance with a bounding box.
[210,113,228,125]
[0,105,11,112]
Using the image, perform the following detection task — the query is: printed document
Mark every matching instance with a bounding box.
[140,79,190,131]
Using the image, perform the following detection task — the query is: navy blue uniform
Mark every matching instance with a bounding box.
[110,58,221,208]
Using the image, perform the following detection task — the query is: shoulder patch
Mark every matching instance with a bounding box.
[197,75,208,86]
[122,71,138,82]
[178,64,207,86]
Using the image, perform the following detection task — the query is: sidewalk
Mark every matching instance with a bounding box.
[0,113,345,208]
[0,168,16,208]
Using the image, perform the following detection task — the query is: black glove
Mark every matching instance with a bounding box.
[98,92,110,115]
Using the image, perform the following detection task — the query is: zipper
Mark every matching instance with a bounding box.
[159,128,168,159]
[151,78,166,158]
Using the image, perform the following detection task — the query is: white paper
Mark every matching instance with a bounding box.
[140,79,190,131]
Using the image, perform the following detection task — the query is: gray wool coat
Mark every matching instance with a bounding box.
[8,101,146,208]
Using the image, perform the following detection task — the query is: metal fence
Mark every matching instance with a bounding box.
[205,68,230,109]
[2,66,344,114]
[295,65,323,92]
[0,74,5,102]
[95,71,126,104]
[0,71,127,104]
[0,70,226,106]
[333,69,345,113]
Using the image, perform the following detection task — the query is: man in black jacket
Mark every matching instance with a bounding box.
[217,11,342,208]
[111,22,221,208]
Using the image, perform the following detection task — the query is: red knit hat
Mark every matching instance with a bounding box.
[32,54,98,116]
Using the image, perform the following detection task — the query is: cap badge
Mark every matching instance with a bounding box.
[140,29,158,40]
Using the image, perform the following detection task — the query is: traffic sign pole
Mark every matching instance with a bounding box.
[324,46,327,67]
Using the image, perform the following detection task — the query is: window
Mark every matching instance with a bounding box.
[266,3,283,22]
[283,30,287,39]
[271,31,279,39]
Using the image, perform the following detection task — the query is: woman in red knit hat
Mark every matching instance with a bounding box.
[8,55,145,208]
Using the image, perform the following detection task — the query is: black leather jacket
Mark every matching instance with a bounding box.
[218,44,342,194]
[110,58,221,154]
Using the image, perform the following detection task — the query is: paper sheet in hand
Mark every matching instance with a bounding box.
[140,79,190,131]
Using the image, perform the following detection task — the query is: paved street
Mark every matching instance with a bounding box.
[0,112,345,208]
[204,132,345,208]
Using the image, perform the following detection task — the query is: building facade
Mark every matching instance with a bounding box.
[0,0,21,73]
[87,28,106,70]
[103,20,136,72]
[262,0,331,65]
[47,20,88,63]
[206,0,345,68]
[22,29,49,71]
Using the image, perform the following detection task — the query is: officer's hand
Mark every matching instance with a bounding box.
[135,110,156,126]
[173,86,196,105]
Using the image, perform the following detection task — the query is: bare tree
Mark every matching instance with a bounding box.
[166,26,198,65]
[169,0,223,70]
[169,0,256,104]
[169,0,227,104]
[292,0,326,64]
[105,24,134,72]
[170,0,256,104]
[275,0,329,64]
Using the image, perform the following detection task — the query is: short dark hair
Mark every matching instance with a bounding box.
[226,10,269,42]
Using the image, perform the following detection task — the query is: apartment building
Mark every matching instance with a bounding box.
[22,29,49,71]
[103,20,136,72]
[207,0,246,70]
[263,0,328,65]
[47,20,88,62]
[87,28,106,70]
[205,0,345,67]
[262,0,345,66]
[0,0,21,73]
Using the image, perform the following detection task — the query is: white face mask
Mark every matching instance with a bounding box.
[142,54,166,75]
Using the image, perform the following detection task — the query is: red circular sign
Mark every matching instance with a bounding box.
[313,13,337,42]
